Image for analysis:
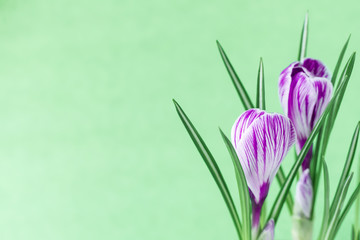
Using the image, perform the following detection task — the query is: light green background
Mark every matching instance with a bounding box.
[0,0,358,239]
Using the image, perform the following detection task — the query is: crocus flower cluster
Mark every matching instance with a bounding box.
[175,20,357,239]
[231,109,295,238]
[278,58,333,239]
[228,59,333,239]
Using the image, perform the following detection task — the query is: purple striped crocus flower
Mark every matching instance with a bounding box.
[294,169,313,218]
[231,109,295,235]
[292,169,313,240]
[279,58,333,171]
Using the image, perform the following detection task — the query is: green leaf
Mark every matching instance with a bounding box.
[354,155,360,240]
[260,200,267,228]
[329,122,360,218]
[325,173,354,239]
[312,53,356,217]
[352,226,355,240]
[330,52,356,130]
[332,183,360,239]
[298,12,309,62]
[220,129,251,240]
[275,167,294,213]
[267,78,349,224]
[324,52,355,152]
[173,99,242,239]
[312,118,330,219]
[319,160,330,240]
[331,35,351,86]
[216,40,254,109]
[256,57,265,110]
[313,40,351,202]
[311,127,324,194]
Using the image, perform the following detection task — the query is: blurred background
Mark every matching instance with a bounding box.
[0,0,358,239]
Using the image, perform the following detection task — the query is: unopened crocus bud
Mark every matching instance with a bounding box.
[258,219,274,240]
[279,58,333,170]
[292,169,313,240]
[231,109,295,236]
[294,169,313,218]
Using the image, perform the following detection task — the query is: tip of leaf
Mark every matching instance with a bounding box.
[172,99,180,109]
[216,40,223,50]
[219,127,225,136]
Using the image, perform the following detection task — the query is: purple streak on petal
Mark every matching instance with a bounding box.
[231,109,265,149]
[233,111,295,204]
[302,146,313,171]
[297,139,313,171]
[252,202,262,228]
[249,182,269,227]
[250,184,268,228]
[310,78,333,130]
[295,169,313,218]
[279,62,297,116]
[302,58,330,79]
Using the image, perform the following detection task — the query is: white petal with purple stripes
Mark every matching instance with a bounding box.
[278,58,333,170]
[294,169,313,218]
[231,109,296,204]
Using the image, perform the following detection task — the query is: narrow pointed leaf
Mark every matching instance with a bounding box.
[331,35,351,86]
[173,100,242,239]
[352,226,355,240]
[330,52,356,130]
[216,41,254,109]
[332,183,360,239]
[312,53,356,216]
[260,200,267,228]
[323,52,355,152]
[298,12,309,62]
[319,160,330,240]
[312,120,329,219]
[356,157,360,240]
[325,173,354,239]
[329,122,360,218]
[267,79,348,224]
[220,129,251,240]
[256,58,265,110]
[275,167,294,213]
[311,127,324,194]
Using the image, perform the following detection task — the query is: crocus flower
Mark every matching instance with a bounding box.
[231,109,295,235]
[292,169,313,240]
[294,169,313,218]
[279,58,333,170]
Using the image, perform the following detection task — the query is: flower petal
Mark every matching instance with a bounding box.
[294,169,313,218]
[286,72,333,153]
[279,59,333,155]
[233,111,295,203]
[302,58,330,79]
[231,109,266,149]
[279,62,297,116]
